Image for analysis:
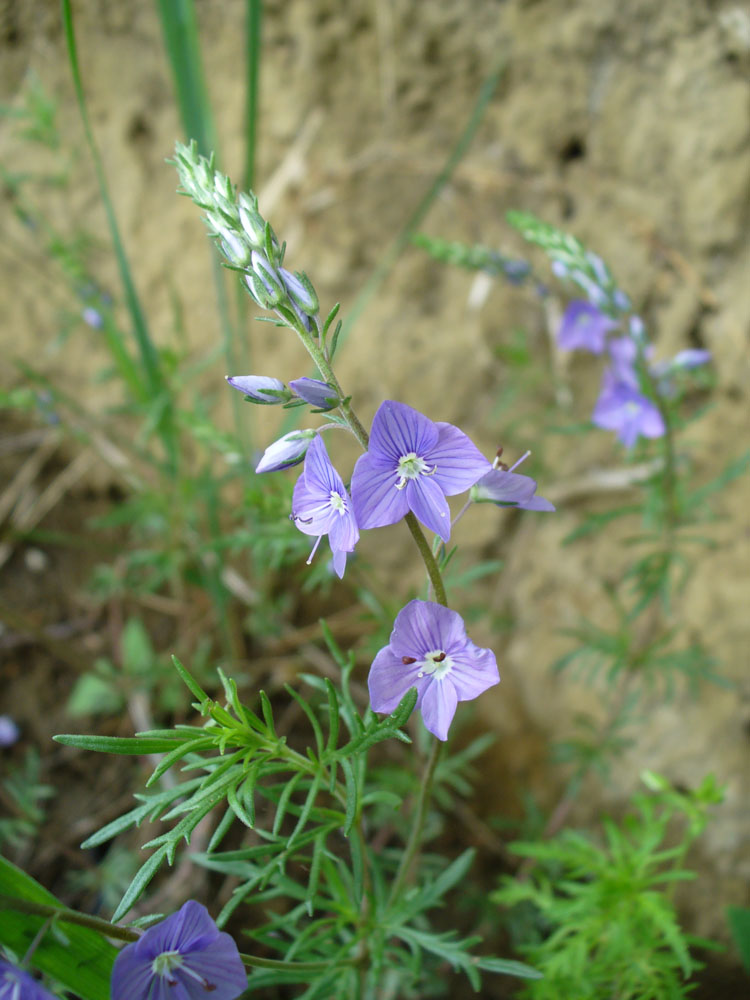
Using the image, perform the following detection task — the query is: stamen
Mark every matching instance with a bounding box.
[508,450,531,473]
[433,652,446,662]
[402,656,416,664]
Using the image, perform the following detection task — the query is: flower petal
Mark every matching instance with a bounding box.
[179,937,248,1000]
[368,400,438,465]
[429,423,491,496]
[368,646,424,713]
[449,643,500,701]
[388,600,466,661]
[351,452,409,529]
[406,476,451,541]
[420,680,459,741]
[328,510,359,553]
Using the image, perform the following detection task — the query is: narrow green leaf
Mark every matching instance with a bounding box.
[171,655,210,704]
[474,956,543,980]
[324,679,340,753]
[112,844,170,923]
[54,734,188,755]
[272,771,304,836]
[727,906,750,973]
[305,832,326,916]
[340,757,357,837]
[285,685,324,757]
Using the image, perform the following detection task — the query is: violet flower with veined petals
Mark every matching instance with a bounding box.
[557,300,619,354]
[351,400,490,542]
[110,901,246,1000]
[592,371,665,447]
[369,600,499,741]
[0,961,57,1000]
[292,435,359,578]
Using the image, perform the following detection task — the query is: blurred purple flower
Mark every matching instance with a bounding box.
[0,960,58,1000]
[110,901,246,1000]
[650,349,711,377]
[351,401,490,542]
[0,715,19,747]
[255,429,317,473]
[81,306,103,330]
[225,374,286,404]
[592,371,665,447]
[289,377,338,411]
[292,435,358,578]
[557,301,619,354]
[369,600,499,741]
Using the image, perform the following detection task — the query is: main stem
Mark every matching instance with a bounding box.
[387,738,441,905]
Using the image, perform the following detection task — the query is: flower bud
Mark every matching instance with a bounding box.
[238,192,267,249]
[289,377,338,411]
[219,230,252,267]
[255,429,317,473]
[225,375,288,404]
[250,251,285,307]
[280,268,319,315]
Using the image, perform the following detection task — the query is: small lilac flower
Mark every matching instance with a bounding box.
[225,374,287,404]
[289,377,338,411]
[650,349,711,377]
[0,715,20,747]
[369,600,499,741]
[471,468,555,512]
[256,428,317,473]
[0,961,57,1000]
[591,371,665,447]
[606,336,640,388]
[111,901,246,1000]
[351,401,490,542]
[557,301,619,354]
[612,288,631,312]
[81,306,103,330]
[291,435,358,578]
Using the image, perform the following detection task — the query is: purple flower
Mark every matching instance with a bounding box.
[0,715,19,747]
[0,961,57,1000]
[289,377,338,411]
[111,901,246,1000]
[471,468,555,512]
[81,306,104,330]
[225,374,287,404]
[557,301,619,354]
[650,349,711,377]
[591,371,665,447]
[291,435,359,578]
[255,429,317,473]
[369,600,499,741]
[350,401,490,542]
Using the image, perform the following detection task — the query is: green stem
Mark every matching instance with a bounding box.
[0,895,140,942]
[404,513,448,606]
[387,739,441,906]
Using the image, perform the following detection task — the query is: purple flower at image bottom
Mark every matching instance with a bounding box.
[592,371,665,448]
[369,599,500,741]
[292,435,359,579]
[351,400,490,542]
[110,900,246,1000]
[0,961,58,1000]
[557,300,619,354]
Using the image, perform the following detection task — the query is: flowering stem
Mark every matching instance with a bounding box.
[387,738,442,906]
[291,318,449,605]
[405,513,448,606]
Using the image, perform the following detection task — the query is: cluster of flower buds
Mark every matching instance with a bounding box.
[173,141,319,328]
[226,374,338,412]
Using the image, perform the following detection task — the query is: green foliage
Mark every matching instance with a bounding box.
[0,750,55,854]
[0,858,117,1000]
[727,906,750,975]
[494,774,723,999]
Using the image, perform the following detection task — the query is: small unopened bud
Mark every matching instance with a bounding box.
[250,251,285,307]
[238,193,267,249]
[219,230,252,267]
[255,429,317,473]
[289,377,338,411]
[280,269,319,316]
[225,375,288,404]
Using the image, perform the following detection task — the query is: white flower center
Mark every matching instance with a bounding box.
[395,452,436,490]
[152,951,184,979]
[417,649,453,681]
[329,490,347,514]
